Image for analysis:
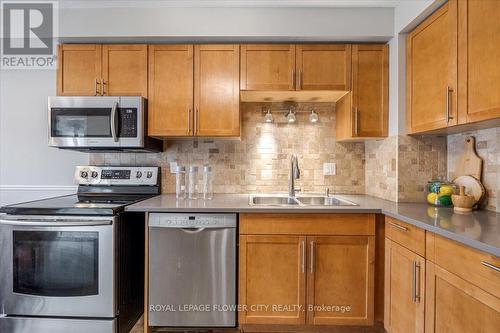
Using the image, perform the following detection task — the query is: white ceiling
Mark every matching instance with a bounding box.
[59,0,405,8]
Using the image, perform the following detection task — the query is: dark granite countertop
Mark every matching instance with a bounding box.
[126,194,500,257]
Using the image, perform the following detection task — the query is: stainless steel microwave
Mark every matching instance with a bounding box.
[48,96,162,152]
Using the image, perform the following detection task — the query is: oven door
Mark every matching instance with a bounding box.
[0,215,116,318]
[48,96,144,148]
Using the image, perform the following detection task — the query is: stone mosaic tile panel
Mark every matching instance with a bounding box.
[90,102,366,195]
[364,136,398,202]
[397,135,448,203]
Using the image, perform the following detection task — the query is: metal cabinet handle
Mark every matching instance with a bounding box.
[101,79,106,96]
[194,108,199,136]
[388,221,409,232]
[481,261,500,273]
[412,261,421,303]
[187,108,192,135]
[111,101,119,142]
[291,69,295,90]
[94,79,100,96]
[310,241,315,274]
[298,70,302,90]
[353,107,359,136]
[446,86,454,123]
[301,240,306,273]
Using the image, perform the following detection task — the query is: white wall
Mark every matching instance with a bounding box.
[0,70,86,205]
[58,5,394,42]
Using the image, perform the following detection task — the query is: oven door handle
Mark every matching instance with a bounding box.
[0,219,112,227]
[111,101,119,143]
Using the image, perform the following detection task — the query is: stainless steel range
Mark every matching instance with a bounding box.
[0,166,160,333]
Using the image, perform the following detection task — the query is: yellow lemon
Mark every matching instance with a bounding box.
[439,185,454,196]
[427,193,438,205]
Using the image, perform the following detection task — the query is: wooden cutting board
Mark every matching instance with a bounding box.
[454,136,483,180]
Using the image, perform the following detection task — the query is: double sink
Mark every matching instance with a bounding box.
[249,194,357,207]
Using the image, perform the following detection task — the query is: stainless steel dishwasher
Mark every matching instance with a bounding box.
[148,213,236,328]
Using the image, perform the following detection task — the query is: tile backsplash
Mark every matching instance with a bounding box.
[90,102,500,212]
[90,103,365,194]
[448,128,500,212]
[364,134,448,204]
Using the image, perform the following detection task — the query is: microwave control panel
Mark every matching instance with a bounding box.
[118,108,137,137]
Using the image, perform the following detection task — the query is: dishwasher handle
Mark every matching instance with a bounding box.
[181,227,206,234]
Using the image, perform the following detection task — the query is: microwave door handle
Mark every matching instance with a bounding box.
[111,101,119,142]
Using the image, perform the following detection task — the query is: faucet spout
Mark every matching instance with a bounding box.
[289,154,300,197]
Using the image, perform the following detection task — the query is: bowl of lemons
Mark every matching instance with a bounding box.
[426,180,457,207]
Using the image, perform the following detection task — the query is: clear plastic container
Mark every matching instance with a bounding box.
[188,166,199,200]
[202,165,214,200]
[175,166,186,199]
[426,180,457,207]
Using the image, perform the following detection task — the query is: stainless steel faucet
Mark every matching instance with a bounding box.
[289,154,300,197]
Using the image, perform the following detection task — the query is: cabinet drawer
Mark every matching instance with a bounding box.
[240,214,375,236]
[385,217,425,257]
[428,234,500,299]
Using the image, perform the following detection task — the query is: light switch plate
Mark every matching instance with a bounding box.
[323,163,336,176]
[169,162,178,174]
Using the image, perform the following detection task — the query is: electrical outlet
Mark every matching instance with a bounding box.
[169,162,178,174]
[323,163,336,176]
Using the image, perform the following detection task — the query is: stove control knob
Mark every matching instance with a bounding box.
[80,171,88,178]
[91,171,99,178]
[136,171,143,179]
[146,171,153,178]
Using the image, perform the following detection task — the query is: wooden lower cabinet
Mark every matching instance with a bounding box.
[425,261,500,333]
[239,235,306,325]
[307,236,375,326]
[384,239,425,333]
[238,214,376,330]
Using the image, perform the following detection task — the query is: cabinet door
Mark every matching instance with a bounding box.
[240,44,295,90]
[239,235,306,325]
[57,44,101,96]
[384,239,425,333]
[296,44,351,90]
[407,0,458,134]
[307,236,374,326]
[458,0,500,124]
[352,44,388,138]
[425,261,500,333]
[194,44,240,137]
[102,44,148,97]
[148,45,193,137]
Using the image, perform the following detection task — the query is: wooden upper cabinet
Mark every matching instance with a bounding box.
[407,0,458,134]
[148,45,193,137]
[384,239,425,333]
[307,236,374,326]
[57,44,101,96]
[239,235,306,325]
[102,45,148,97]
[57,44,148,97]
[194,44,240,137]
[458,0,500,124]
[425,261,500,333]
[352,44,388,138]
[240,44,295,91]
[296,44,351,90]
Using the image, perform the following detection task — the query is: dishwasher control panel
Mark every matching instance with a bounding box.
[148,213,236,228]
